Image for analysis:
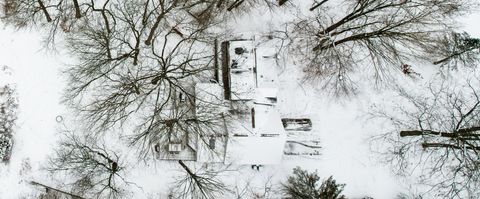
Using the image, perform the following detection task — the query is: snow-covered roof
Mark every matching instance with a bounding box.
[194,83,229,163]
[195,83,226,115]
[225,103,286,165]
[196,135,228,163]
[219,39,287,165]
[253,104,285,135]
[228,40,256,100]
[225,134,285,165]
[230,103,285,136]
[255,47,279,88]
[254,87,278,105]
[226,40,280,103]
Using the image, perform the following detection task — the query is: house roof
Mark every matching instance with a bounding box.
[196,135,228,163]
[254,87,278,105]
[225,134,286,165]
[225,103,286,165]
[195,83,226,115]
[228,40,256,100]
[196,39,286,165]
[255,47,279,88]
[194,83,229,163]
[228,103,286,136]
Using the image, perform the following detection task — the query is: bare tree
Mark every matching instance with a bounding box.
[1,0,91,48]
[171,161,230,199]
[1,0,275,159]
[0,0,289,161]
[281,0,477,96]
[1,0,279,47]
[65,17,229,159]
[48,132,129,199]
[370,79,480,198]
[428,31,480,69]
[230,175,281,199]
[309,0,331,11]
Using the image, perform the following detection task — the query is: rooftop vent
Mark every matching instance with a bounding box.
[231,59,239,68]
[234,47,245,55]
[209,137,216,150]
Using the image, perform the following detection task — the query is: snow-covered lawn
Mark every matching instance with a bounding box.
[0,28,66,198]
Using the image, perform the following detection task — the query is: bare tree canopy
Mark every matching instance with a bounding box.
[0,0,277,159]
[4,0,480,198]
[48,132,129,198]
[370,78,480,198]
[281,0,478,95]
[429,31,480,69]
[1,0,276,40]
[172,160,230,199]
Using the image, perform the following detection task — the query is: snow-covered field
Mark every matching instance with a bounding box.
[1,4,479,199]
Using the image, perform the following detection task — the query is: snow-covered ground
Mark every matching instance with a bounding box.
[0,6,479,199]
[0,28,67,197]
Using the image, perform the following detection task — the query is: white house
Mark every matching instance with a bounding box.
[155,38,286,165]
[220,39,286,165]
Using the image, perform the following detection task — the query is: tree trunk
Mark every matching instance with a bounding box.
[216,0,224,8]
[145,12,166,46]
[72,0,82,18]
[279,0,289,6]
[456,126,480,135]
[214,39,219,82]
[400,130,433,137]
[133,39,140,66]
[37,0,52,22]
[221,41,231,100]
[144,0,178,45]
[432,42,480,65]
[433,54,456,65]
[178,160,208,197]
[310,0,330,11]
[400,128,480,138]
[422,143,480,151]
[178,160,194,176]
[142,0,150,25]
[227,0,245,11]
[171,27,183,38]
